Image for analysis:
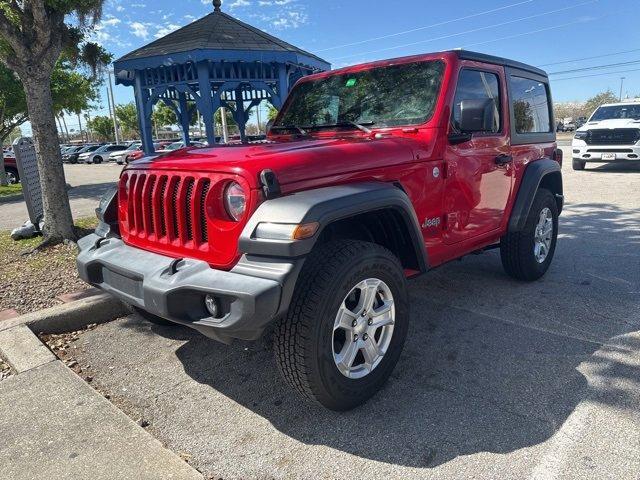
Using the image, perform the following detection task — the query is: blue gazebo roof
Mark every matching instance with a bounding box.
[114,6,329,83]
[112,0,330,152]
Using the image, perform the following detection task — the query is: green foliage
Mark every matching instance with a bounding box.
[267,103,279,121]
[152,102,178,128]
[115,102,140,139]
[0,62,26,140]
[583,90,619,118]
[87,115,114,141]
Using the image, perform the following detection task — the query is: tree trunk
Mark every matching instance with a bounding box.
[0,147,7,187]
[22,76,76,243]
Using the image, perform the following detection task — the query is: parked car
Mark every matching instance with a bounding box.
[155,140,207,153]
[3,153,19,184]
[80,144,128,164]
[572,101,640,170]
[65,144,101,164]
[111,143,142,165]
[78,50,563,410]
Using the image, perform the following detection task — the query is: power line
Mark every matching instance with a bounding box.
[537,48,640,67]
[315,0,536,53]
[548,59,640,76]
[459,16,601,50]
[550,67,640,82]
[329,0,599,61]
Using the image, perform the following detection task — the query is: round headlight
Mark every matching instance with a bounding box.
[224,181,246,221]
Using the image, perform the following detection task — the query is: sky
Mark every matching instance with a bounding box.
[49,0,640,135]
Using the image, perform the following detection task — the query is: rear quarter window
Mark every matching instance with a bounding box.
[509,76,552,134]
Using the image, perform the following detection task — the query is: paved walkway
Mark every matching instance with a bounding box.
[0,325,202,480]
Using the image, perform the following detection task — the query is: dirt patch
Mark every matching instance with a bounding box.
[0,217,98,315]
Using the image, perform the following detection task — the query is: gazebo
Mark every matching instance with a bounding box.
[113,0,330,154]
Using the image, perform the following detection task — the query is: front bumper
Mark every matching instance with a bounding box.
[77,234,303,343]
[572,142,640,162]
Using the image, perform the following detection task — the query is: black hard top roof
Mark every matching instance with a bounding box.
[453,50,548,78]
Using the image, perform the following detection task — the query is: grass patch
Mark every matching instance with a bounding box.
[0,183,22,198]
[0,216,99,315]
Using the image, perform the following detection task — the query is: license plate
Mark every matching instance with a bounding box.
[601,153,616,160]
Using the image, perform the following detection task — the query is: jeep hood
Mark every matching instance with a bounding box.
[129,136,422,189]
[578,118,640,131]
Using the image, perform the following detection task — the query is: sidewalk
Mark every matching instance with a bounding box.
[0,324,202,480]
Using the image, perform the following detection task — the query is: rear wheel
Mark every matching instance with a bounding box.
[500,188,559,281]
[572,159,586,170]
[5,167,19,184]
[93,156,103,164]
[131,306,176,326]
[274,240,409,410]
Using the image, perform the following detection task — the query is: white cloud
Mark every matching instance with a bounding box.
[258,0,295,5]
[229,0,251,8]
[101,17,122,27]
[272,10,307,29]
[154,23,182,38]
[130,21,150,40]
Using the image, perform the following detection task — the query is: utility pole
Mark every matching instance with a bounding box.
[619,77,626,101]
[106,68,121,144]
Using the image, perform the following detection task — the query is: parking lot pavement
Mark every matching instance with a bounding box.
[55,148,640,479]
[0,163,121,231]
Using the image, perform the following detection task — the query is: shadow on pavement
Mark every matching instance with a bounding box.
[120,201,639,469]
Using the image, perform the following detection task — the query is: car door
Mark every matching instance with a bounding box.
[443,65,513,244]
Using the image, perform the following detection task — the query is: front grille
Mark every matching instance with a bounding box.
[122,172,211,246]
[585,128,640,145]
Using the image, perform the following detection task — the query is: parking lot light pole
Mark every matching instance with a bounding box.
[619,77,626,102]
[107,68,121,144]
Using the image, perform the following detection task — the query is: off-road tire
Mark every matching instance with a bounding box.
[572,159,586,170]
[5,167,19,184]
[132,306,176,326]
[500,188,559,281]
[274,240,409,411]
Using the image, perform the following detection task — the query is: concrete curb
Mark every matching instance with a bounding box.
[0,325,56,374]
[0,293,128,334]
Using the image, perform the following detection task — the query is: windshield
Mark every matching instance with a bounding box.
[166,142,184,150]
[590,104,640,121]
[275,60,445,130]
[126,143,141,151]
[95,145,109,153]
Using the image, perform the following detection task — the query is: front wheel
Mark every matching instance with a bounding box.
[500,188,559,281]
[274,240,409,410]
[572,159,586,170]
[93,156,103,164]
[5,168,19,184]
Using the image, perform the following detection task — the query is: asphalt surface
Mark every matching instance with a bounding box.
[0,163,121,231]
[73,147,639,479]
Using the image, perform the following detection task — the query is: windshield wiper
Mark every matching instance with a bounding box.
[270,125,309,136]
[304,121,376,134]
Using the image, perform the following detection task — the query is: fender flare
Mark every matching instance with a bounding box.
[508,158,563,232]
[239,182,429,270]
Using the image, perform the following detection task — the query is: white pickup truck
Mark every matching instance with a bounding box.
[572,101,640,170]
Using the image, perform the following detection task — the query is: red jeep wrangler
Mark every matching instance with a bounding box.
[78,50,563,410]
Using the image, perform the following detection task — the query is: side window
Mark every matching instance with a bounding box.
[452,69,501,133]
[509,76,551,134]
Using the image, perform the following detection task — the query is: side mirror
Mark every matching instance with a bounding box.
[458,98,497,133]
[265,119,274,135]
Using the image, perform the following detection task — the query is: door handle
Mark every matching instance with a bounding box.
[495,154,513,165]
